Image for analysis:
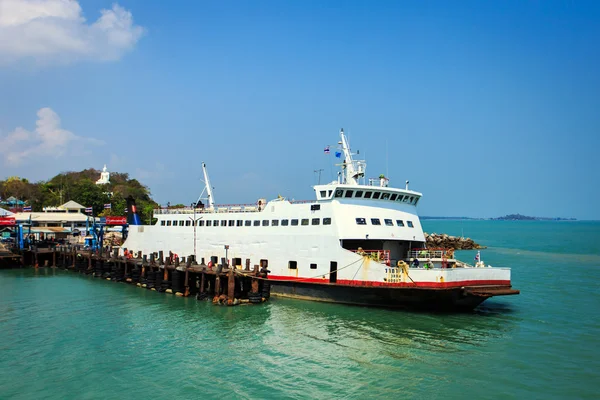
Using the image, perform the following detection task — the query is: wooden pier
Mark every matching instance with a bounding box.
[4,246,271,305]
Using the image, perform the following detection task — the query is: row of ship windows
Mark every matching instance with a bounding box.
[160,218,333,227]
[325,189,419,205]
[356,218,414,228]
[159,217,414,228]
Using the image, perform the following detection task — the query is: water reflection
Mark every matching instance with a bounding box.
[267,297,517,350]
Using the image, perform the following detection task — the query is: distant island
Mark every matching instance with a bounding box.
[422,214,576,221]
[491,214,576,221]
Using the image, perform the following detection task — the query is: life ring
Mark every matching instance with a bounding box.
[207,261,213,269]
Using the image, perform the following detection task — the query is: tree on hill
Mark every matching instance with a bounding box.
[0,169,159,224]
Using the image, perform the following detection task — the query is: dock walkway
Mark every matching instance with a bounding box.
[3,246,271,306]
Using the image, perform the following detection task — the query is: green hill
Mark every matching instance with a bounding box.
[0,170,158,224]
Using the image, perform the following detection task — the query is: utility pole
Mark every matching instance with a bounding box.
[314,169,324,185]
[189,203,202,260]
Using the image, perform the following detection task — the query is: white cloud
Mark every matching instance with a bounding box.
[0,107,104,166]
[0,0,145,65]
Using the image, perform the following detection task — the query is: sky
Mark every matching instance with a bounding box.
[0,0,598,219]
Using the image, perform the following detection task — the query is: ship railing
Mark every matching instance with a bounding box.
[153,204,261,215]
[367,177,389,187]
[408,248,455,260]
[351,249,391,265]
[288,199,317,204]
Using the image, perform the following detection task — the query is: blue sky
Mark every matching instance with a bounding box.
[1,0,598,219]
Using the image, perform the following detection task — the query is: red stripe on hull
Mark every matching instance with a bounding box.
[267,275,510,289]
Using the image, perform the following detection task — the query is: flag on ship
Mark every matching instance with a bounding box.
[474,252,480,262]
[335,151,342,158]
[23,205,32,212]
[85,207,93,213]
[324,146,330,154]
[104,203,111,209]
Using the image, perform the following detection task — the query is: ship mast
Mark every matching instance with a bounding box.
[339,128,366,185]
[195,162,215,210]
[202,162,215,210]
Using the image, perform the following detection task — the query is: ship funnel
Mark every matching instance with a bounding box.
[126,195,142,225]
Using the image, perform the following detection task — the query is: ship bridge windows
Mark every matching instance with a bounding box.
[384,219,393,226]
[371,218,381,225]
[381,193,390,200]
[396,220,405,227]
[364,191,372,199]
[390,194,397,201]
[301,218,309,226]
[291,219,299,226]
[320,190,326,197]
[281,219,289,226]
[396,195,404,202]
[407,221,414,228]
[355,190,363,198]
[356,218,367,225]
[312,218,320,225]
[334,190,343,198]
[372,192,381,200]
[323,218,332,225]
[344,190,354,198]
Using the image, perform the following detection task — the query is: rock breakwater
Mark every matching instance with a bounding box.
[425,233,485,250]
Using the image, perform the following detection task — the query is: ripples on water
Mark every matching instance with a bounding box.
[1,221,599,399]
[0,269,520,399]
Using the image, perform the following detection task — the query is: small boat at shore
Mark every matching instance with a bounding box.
[122,129,519,310]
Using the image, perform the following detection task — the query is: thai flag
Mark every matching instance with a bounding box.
[85,207,93,213]
[23,206,32,212]
[104,203,111,209]
[324,146,330,154]
[474,252,480,261]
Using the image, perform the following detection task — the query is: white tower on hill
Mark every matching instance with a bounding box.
[96,165,110,185]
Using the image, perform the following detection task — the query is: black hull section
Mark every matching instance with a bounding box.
[269,281,490,311]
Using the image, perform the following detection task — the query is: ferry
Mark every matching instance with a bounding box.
[122,129,519,310]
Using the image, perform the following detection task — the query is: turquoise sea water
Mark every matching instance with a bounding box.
[1,221,599,399]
